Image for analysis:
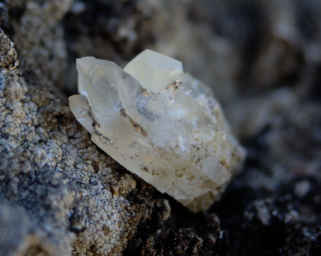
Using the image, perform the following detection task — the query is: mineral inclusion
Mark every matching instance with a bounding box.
[69,49,245,212]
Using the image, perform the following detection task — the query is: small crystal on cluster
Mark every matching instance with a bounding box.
[69,50,245,212]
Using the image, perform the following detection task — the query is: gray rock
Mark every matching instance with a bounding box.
[0,14,152,256]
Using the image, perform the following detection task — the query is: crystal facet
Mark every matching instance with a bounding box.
[124,49,183,93]
[69,50,245,212]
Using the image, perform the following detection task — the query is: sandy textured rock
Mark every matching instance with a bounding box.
[69,51,245,212]
[0,17,151,256]
[0,201,32,256]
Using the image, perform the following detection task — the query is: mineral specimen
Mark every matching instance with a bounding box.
[69,49,245,212]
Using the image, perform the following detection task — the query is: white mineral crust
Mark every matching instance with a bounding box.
[69,49,245,212]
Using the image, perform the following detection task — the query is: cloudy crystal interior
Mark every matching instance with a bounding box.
[69,50,245,212]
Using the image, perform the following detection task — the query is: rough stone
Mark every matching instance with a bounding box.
[0,18,153,256]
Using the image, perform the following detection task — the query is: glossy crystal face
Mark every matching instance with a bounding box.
[69,50,245,212]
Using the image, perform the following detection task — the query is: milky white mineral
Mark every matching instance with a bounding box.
[69,49,245,212]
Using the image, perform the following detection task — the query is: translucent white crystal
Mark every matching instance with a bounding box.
[124,49,183,93]
[69,50,245,212]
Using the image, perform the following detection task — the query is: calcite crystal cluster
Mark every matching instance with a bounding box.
[69,50,245,212]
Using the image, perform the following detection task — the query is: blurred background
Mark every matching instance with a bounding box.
[2,0,321,255]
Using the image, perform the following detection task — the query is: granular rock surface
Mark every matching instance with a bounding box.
[0,28,152,256]
[1,0,321,256]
